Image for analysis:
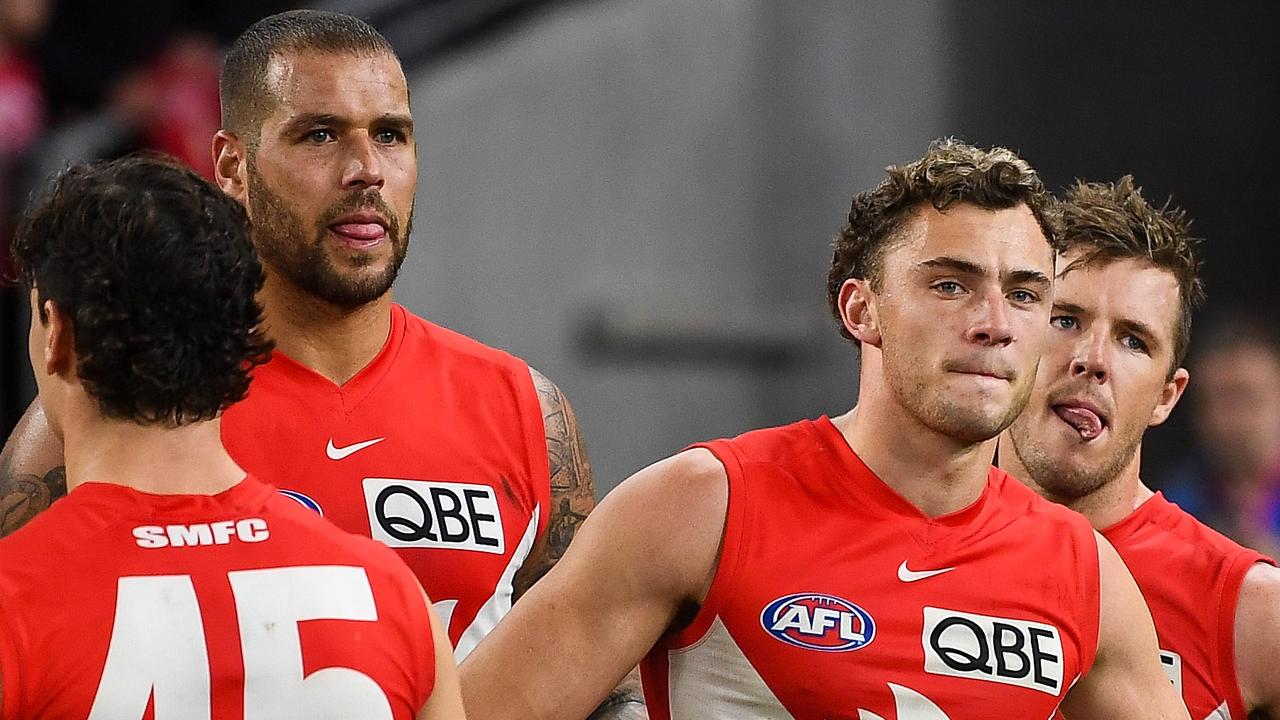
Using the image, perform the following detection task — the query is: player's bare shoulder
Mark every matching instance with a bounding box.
[591,447,729,604]
[1235,561,1280,717]
[0,400,67,537]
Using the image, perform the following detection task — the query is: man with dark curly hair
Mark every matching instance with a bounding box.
[459,140,1188,719]
[1000,176,1280,719]
[0,155,465,718]
[0,10,647,713]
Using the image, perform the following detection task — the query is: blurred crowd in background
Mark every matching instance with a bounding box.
[3,0,1280,557]
[1162,314,1280,557]
[0,0,289,269]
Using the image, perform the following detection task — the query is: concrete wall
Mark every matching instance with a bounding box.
[397,0,953,492]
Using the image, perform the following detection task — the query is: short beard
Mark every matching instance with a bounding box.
[246,159,411,309]
[1007,421,1139,502]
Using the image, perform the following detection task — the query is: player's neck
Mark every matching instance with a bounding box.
[1000,437,1151,530]
[61,409,246,496]
[1069,476,1155,531]
[832,393,995,519]
[257,278,394,386]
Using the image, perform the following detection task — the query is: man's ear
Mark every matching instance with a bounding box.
[213,129,249,204]
[1149,367,1190,427]
[40,299,75,377]
[837,278,881,348]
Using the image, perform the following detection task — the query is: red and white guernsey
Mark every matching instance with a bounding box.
[222,304,551,659]
[642,418,1101,720]
[1102,492,1273,720]
[0,476,434,719]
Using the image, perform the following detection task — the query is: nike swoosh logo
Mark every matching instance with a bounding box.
[897,560,955,583]
[326,436,385,460]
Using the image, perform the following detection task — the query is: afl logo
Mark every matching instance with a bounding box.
[760,592,875,652]
[278,489,323,515]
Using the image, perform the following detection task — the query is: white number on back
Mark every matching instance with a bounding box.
[89,566,393,720]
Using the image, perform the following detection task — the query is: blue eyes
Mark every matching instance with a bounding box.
[1050,316,1077,330]
[1050,316,1149,354]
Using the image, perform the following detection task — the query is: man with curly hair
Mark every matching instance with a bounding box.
[0,10,645,712]
[1000,176,1280,719]
[0,155,465,719]
[459,140,1187,719]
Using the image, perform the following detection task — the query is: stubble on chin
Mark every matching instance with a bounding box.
[1006,421,1128,502]
[245,165,409,309]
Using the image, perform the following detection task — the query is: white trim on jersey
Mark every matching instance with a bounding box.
[448,505,541,661]
[1204,701,1231,720]
[667,616,794,719]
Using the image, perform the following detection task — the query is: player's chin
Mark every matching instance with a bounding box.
[935,404,1017,443]
[952,387,1020,422]
[325,249,398,282]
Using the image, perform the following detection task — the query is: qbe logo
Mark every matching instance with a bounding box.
[760,593,875,652]
[922,607,1063,695]
[363,478,505,554]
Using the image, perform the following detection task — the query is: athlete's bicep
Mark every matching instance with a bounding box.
[0,398,67,537]
[1234,562,1280,716]
[1061,534,1189,719]
[460,448,726,720]
[417,588,467,720]
[512,368,595,601]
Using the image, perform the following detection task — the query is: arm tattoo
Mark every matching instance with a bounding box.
[0,465,67,537]
[513,368,597,598]
[538,373,595,564]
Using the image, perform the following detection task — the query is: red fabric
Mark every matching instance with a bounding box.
[642,417,1101,719]
[222,304,550,655]
[1102,492,1274,720]
[0,476,434,719]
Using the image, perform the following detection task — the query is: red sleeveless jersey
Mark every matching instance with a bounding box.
[0,476,434,719]
[222,304,551,659]
[641,418,1101,720]
[1101,492,1273,720]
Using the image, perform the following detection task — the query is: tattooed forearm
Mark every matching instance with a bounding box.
[0,466,67,537]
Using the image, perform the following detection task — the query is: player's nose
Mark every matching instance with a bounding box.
[964,290,1014,347]
[1069,330,1109,383]
[342,135,385,190]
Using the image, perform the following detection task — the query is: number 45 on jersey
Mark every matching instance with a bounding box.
[90,566,396,720]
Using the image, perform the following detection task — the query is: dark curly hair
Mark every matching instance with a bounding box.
[1057,175,1205,372]
[826,138,1056,342]
[221,10,399,143]
[12,154,273,425]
